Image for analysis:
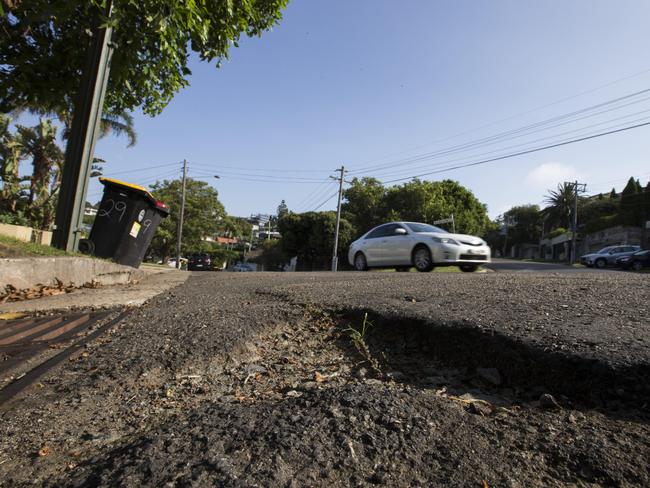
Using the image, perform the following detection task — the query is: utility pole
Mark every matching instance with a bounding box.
[52,0,114,251]
[330,165,347,272]
[176,160,188,269]
[566,180,587,264]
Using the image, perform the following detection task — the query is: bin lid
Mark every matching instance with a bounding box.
[99,177,170,216]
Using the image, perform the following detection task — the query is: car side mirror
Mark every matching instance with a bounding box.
[394,228,407,235]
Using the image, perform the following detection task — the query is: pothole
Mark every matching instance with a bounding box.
[145,307,649,424]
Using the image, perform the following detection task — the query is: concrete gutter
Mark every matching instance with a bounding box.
[0,257,144,290]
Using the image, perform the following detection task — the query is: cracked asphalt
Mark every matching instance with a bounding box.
[1,270,649,487]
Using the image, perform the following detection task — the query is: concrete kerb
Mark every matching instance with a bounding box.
[0,257,145,290]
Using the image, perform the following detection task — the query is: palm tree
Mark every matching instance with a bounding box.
[0,115,25,212]
[16,119,64,228]
[542,182,575,230]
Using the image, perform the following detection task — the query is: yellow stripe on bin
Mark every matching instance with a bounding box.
[99,177,149,193]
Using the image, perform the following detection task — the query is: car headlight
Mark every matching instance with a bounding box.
[432,236,459,245]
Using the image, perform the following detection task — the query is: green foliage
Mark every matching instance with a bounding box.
[619,177,645,226]
[495,205,543,253]
[278,211,354,270]
[0,116,64,229]
[149,178,225,259]
[342,178,490,237]
[1,0,289,116]
[252,239,290,270]
[342,177,387,233]
[217,215,252,239]
[542,182,576,230]
[277,199,288,218]
[343,312,374,346]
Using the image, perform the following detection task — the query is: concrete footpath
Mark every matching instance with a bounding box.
[0,264,189,313]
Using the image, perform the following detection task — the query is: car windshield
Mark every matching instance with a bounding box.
[405,223,448,234]
[596,247,616,254]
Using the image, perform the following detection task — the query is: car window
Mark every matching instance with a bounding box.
[597,246,615,254]
[365,225,389,239]
[405,223,447,233]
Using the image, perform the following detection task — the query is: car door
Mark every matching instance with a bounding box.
[381,224,412,265]
[362,225,390,265]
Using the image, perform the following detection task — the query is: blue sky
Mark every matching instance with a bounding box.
[90,0,650,219]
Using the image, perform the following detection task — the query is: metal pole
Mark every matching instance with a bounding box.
[331,165,345,272]
[571,181,579,264]
[176,160,188,269]
[52,0,114,251]
[451,213,456,234]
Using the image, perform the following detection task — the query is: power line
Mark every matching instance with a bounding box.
[310,190,340,212]
[349,88,650,175]
[347,67,650,170]
[365,110,650,181]
[379,120,650,184]
[191,162,331,173]
[296,182,340,212]
[292,179,337,211]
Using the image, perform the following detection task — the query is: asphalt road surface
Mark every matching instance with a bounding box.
[486,258,618,273]
[1,271,649,487]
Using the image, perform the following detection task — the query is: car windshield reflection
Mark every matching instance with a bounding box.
[405,223,448,234]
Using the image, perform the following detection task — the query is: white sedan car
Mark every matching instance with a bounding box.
[348,222,491,272]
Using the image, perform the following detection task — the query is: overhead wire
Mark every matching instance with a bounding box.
[347,67,650,170]
[378,120,650,184]
[348,88,650,175]
[294,180,340,212]
[310,190,340,212]
[364,109,650,181]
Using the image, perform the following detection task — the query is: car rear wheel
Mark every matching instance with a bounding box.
[459,264,478,272]
[632,260,643,271]
[595,258,606,269]
[354,252,368,271]
[413,246,434,272]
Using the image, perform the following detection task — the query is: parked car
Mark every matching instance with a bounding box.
[347,221,491,272]
[230,263,254,272]
[580,245,640,268]
[616,249,650,271]
[187,253,212,271]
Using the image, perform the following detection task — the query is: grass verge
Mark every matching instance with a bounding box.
[0,234,74,258]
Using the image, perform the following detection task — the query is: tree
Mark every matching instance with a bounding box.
[503,204,542,245]
[0,114,25,215]
[342,177,387,233]
[343,177,490,237]
[1,1,289,116]
[149,178,225,259]
[383,179,490,235]
[277,199,289,218]
[278,212,354,270]
[619,177,644,226]
[542,182,576,229]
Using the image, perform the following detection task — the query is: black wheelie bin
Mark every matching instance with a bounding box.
[80,177,170,268]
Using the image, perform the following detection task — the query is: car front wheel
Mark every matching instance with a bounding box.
[413,246,434,272]
[595,258,606,269]
[632,260,643,271]
[354,252,368,271]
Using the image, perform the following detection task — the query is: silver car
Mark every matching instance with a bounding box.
[348,222,491,272]
[580,245,641,268]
